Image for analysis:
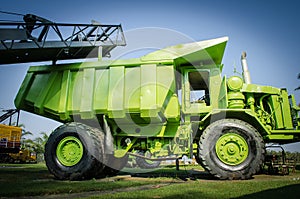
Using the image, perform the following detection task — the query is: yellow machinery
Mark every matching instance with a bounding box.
[0,109,22,154]
[8,149,37,163]
[0,109,36,163]
[0,124,22,153]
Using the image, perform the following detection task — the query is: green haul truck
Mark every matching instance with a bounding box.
[14,37,300,180]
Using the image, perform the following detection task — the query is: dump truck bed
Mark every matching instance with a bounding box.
[14,37,228,123]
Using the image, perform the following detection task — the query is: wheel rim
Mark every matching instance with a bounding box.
[215,133,249,166]
[56,136,84,167]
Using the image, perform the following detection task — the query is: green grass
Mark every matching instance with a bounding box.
[1,164,300,198]
[90,178,300,199]
[0,164,159,197]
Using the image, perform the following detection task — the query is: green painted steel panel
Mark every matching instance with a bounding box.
[164,94,180,122]
[80,68,96,119]
[108,66,125,118]
[157,65,176,108]
[270,95,284,129]
[68,71,83,113]
[140,64,157,118]
[124,67,140,111]
[14,63,179,122]
[14,37,228,123]
[14,73,33,109]
[58,70,71,120]
[94,69,109,112]
[281,89,293,129]
[142,37,228,66]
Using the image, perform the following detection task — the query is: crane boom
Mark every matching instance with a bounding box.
[0,14,126,64]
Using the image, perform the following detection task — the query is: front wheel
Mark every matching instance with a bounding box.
[45,123,105,180]
[198,119,265,180]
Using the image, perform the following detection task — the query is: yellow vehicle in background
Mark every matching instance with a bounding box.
[0,109,22,154]
[8,148,37,163]
[0,124,21,154]
[0,109,36,163]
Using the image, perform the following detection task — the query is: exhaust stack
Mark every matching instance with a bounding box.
[241,51,252,84]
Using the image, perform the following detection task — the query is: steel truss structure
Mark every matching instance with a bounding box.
[0,14,126,64]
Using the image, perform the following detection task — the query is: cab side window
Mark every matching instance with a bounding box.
[188,71,210,105]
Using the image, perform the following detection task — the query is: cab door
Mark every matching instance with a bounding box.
[182,69,212,116]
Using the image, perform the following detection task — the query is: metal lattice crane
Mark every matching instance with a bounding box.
[0,13,126,65]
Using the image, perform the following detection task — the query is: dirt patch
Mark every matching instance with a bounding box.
[12,182,179,199]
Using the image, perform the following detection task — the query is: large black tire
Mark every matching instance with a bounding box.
[102,154,129,176]
[45,122,105,180]
[136,151,161,169]
[198,119,265,180]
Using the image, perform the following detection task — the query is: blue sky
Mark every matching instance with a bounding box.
[1,0,300,151]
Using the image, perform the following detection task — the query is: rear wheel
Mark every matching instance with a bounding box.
[198,119,265,180]
[45,122,105,180]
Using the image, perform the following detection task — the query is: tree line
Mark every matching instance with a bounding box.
[19,124,49,162]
